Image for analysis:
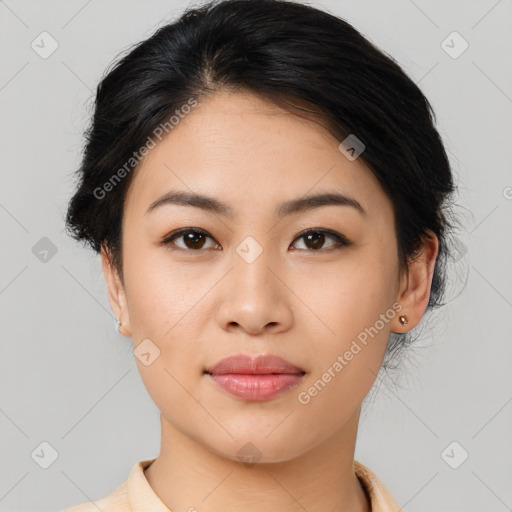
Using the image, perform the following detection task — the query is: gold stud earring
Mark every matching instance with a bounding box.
[398,315,408,326]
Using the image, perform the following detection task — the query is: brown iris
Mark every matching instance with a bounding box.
[182,231,208,250]
[303,231,325,250]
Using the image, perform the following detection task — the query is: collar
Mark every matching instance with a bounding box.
[353,459,401,511]
[127,458,400,512]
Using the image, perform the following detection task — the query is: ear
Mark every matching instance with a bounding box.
[392,230,439,333]
[100,244,132,337]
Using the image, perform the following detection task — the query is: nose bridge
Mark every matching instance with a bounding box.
[212,231,291,333]
[231,233,276,293]
[217,230,285,314]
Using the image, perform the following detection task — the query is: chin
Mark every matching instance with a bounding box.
[203,433,314,465]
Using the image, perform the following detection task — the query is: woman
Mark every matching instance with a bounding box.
[64,0,459,510]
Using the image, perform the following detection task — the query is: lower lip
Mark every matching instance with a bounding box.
[206,372,304,401]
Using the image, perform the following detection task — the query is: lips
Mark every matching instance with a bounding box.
[204,354,306,402]
[204,353,305,376]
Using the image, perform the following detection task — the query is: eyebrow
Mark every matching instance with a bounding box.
[145,189,366,219]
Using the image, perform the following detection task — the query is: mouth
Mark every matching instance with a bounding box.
[204,353,306,401]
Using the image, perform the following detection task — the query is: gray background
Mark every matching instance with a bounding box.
[1,0,511,511]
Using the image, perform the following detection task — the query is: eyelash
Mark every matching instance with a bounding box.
[159,227,352,253]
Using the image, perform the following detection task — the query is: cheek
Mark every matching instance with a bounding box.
[123,244,199,332]
[296,276,394,423]
[301,254,396,337]
[123,251,213,379]
[125,266,205,413]
[298,253,396,396]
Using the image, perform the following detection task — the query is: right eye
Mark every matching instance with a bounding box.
[160,228,220,252]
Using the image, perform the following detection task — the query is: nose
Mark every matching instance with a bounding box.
[214,243,293,335]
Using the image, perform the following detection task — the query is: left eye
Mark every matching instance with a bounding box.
[160,228,351,252]
[291,229,351,251]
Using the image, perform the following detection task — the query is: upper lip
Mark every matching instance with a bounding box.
[204,354,306,375]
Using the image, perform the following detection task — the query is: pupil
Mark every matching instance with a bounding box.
[306,232,324,250]
[186,232,205,249]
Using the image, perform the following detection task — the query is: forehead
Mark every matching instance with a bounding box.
[124,90,390,222]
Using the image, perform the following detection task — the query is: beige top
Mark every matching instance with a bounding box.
[64,458,401,512]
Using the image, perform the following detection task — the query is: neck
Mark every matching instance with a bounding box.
[144,408,371,512]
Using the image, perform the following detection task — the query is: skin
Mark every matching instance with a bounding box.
[101,90,438,512]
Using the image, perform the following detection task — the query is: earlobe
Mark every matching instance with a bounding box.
[116,318,130,337]
[100,245,132,337]
[393,231,439,333]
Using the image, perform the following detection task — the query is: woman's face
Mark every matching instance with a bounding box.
[104,90,415,462]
